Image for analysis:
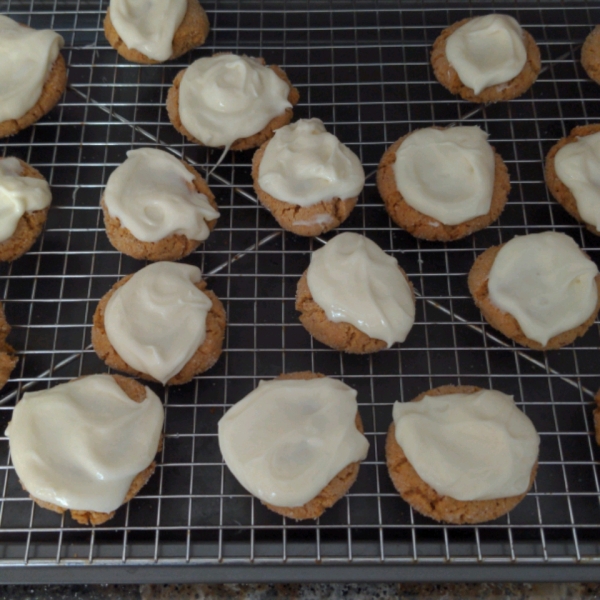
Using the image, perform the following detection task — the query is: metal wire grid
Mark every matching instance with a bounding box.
[0,0,599,582]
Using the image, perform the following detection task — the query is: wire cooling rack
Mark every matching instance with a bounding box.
[0,0,600,585]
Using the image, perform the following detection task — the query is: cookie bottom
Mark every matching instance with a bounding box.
[0,302,17,392]
[468,244,600,350]
[261,371,363,520]
[23,375,161,526]
[430,18,541,103]
[377,129,511,241]
[0,54,67,139]
[386,384,537,524]
[545,123,600,236]
[92,276,226,386]
[0,159,51,262]
[103,0,210,64]
[251,142,357,236]
[167,57,300,151]
[582,26,600,85]
[102,159,219,261]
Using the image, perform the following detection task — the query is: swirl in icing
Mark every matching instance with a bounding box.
[179,54,292,148]
[104,262,213,384]
[0,158,52,243]
[104,148,219,243]
[0,15,64,122]
[218,377,369,508]
[445,14,527,95]
[258,118,365,206]
[306,232,415,347]
[554,131,600,231]
[108,0,187,62]
[5,374,164,513]
[392,127,495,225]
[488,232,599,346]
[393,389,539,501]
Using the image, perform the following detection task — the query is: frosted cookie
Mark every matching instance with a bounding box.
[218,372,369,520]
[545,124,600,235]
[252,118,364,237]
[104,0,210,64]
[582,26,600,85]
[92,262,226,386]
[0,15,66,138]
[431,14,541,103]
[102,148,219,261]
[0,158,52,262]
[296,232,415,353]
[167,53,300,151]
[386,385,539,524]
[5,374,164,526]
[468,231,600,350]
[377,126,510,241]
[0,302,17,391]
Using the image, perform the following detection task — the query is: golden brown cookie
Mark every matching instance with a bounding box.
[251,141,357,237]
[103,0,210,64]
[101,159,219,261]
[92,274,226,385]
[167,56,300,151]
[386,384,538,524]
[430,17,541,103]
[582,26,600,85]
[545,123,600,236]
[0,50,67,139]
[468,243,600,350]
[295,268,414,354]
[0,158,52,262]
[0,302,17,391]
[21,374,162,526]
[377,128,511,241]
[261,371,365,520]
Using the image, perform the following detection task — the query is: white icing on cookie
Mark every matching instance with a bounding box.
[0,15,64,122]
[0,157,51,242]
[258,118,364,206]
[6,374,164,513]
[487,232,599,346]
[393,389,539,501]
[109,0,187,62]
[445,14,527,95]
[307,232,415,347]
[179,54,292,148]
[392,127,495,225]
[104,148,219,243]
[218,377,369,508]
[554,131,600,231]
[104,262,213,384]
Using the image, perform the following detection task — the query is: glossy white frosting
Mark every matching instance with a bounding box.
[445,14,527,95]
[488,232,599,346]
[6,374,164,513]
[393,389,539,501]
[258,118,365,206]
[104,262,213,384]
[0,157,52,243]
[392,127,495,225]
[179,54,292,148]
[306,232,415,347]
[104,148,219,243]
[0,15,64,122]
[218,377,369,508]
[109,0,187,62]
[554,131,600,231]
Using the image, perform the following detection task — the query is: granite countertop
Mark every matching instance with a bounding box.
[1,583,600,599]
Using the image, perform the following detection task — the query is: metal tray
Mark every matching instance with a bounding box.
[1,0,600,585]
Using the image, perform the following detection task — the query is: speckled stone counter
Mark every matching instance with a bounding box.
[1,584,600,599]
